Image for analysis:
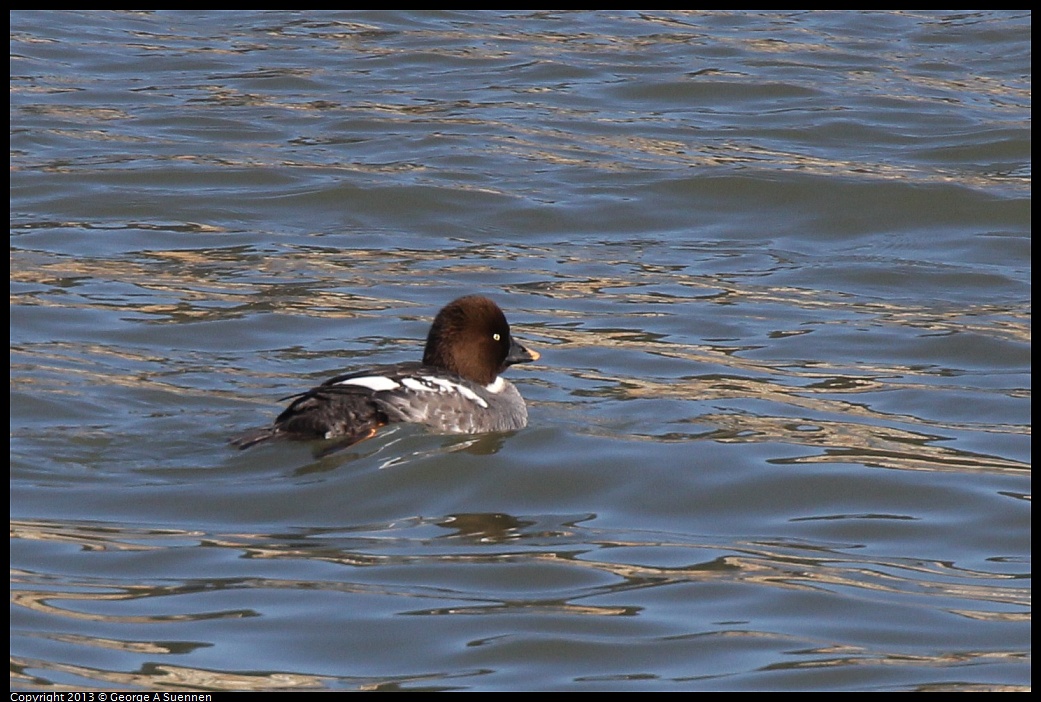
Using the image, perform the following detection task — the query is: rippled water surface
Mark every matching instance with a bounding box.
[10,10,1030,691]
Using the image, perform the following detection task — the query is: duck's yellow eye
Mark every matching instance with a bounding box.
[493,333,501,341]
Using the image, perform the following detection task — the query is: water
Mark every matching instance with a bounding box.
[10,10,1030,691]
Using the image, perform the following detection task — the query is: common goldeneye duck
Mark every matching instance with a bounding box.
[230,295,540,450]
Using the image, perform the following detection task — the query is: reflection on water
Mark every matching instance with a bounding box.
[12,510,1028,690]
[11,10,1029,692]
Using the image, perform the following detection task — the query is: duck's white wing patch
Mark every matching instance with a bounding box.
[398,375,489,408]
[425,376,488,408]
[335,376,401,392]
[401,377,428,392]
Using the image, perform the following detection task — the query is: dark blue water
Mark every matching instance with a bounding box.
[10,10,1030,691]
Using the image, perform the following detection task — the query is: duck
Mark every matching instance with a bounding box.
[230,295,539,450]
